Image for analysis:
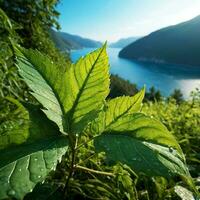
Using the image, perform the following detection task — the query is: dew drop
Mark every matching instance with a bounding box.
[7,189,15,196]
[0,176,8,182]
[131,158,137,161]
[169,147,174,153]
[116,141,120,145]
[34,158,38,161]
[38,175,41,178]
[3,182,8,186]
[18,168,22,172]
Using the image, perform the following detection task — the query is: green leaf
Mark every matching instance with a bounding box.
[94,133,188,178]
[0,136,68,200]
[89,88,145,134]
[16,45,110,134]
[16,48,67,132]
[24,183,63,200]
[65,44,110,133]
[23,103,61,141]
[94,112,189,178]
[174,186,196,200]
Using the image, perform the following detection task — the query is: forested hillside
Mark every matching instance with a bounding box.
[50,29,102,50]
[119,15,200,66]
[110,36,140,48]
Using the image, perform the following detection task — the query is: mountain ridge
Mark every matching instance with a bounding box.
[50,29,102,51]
[109,36,140,48]
[119,15,200,66]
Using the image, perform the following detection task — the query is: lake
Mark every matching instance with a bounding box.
[71,48,200,98]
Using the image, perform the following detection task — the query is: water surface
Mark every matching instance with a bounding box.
[71,48,200,98]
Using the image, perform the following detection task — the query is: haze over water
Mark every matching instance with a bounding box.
[71,48,200,98]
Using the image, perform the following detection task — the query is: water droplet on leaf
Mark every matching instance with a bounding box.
[7,189,15,196]
[169,147,174,153]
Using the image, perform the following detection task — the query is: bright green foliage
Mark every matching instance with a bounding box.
[65,44,110,133]
[0,46,195,199]
[16,45,109,134]
[90,88,187,177]
[93,104,187,177]
[90,89,145,133]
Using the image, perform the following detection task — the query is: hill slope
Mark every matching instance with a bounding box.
[119,15,200,66]
[50,29,102,50]
[109,37,140,48]
[49,29,73,51]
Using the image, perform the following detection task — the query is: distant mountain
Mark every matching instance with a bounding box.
[50,29,102,50]
[109,37,140,48]
[119,15,200,66]
[49,29,73,51]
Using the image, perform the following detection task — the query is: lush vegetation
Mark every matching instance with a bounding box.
[119,15,200,66]
[0,43,198,200]
[0,1,200,200]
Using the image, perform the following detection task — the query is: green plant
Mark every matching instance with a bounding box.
[0,45,198,199]
[108,74,138,98]
[169,89,184,104]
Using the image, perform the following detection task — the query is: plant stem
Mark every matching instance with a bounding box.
[75,165,114,177]
[76,135,95,150]
[63,136,78,197]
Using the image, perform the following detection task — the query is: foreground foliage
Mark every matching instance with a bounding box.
[0,45,198,200]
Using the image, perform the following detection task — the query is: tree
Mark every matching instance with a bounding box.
[109,74,138,98]
[0,0,69,65]
[145,86,162,102]
[0,1,70,100]
[170,89,184,104]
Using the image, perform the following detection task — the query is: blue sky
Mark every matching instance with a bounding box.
[57,0,200,42]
